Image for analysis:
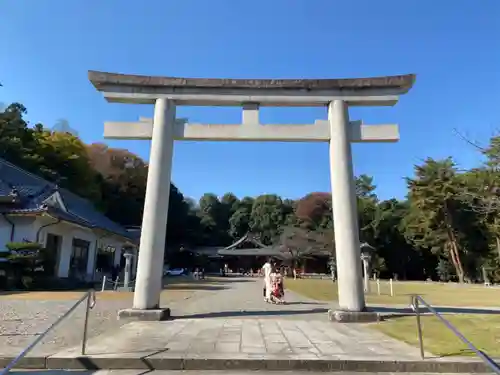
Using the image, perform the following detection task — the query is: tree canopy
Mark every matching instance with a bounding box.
[2,102,500,282]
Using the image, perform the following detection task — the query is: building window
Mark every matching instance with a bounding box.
[70,238,90,279]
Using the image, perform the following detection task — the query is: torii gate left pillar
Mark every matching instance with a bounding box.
[89,71,415,322]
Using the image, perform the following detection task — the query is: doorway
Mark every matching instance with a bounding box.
[45,233,62,276]
[70,238,90,280]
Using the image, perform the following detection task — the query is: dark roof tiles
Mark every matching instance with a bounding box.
[0,181,12,196]
[0,158,134,241]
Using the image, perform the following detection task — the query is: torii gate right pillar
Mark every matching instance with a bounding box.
[328,100,365,314]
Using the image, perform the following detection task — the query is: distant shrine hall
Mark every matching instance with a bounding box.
[185,233,330,274]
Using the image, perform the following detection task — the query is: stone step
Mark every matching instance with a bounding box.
[0,355,496,373]
[0,371,492,375]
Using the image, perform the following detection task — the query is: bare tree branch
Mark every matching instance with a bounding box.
[452,128,485,151]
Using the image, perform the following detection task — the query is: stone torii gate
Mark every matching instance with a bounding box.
[89,71,415,321]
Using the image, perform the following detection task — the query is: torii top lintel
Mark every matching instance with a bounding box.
[88,71,416,107]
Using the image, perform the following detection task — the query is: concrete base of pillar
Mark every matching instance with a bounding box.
[328,309,381,323]
[118,308,171,321]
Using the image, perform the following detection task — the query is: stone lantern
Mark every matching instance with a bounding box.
[122,248,135,291]
[360,242,375,293]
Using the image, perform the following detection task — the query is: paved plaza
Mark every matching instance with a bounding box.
[46,278,433,367]
[0,278,491,372]
[3,371,476,375]
[54,318,426,360]
[0,277,326,357]
[170,277,332,320]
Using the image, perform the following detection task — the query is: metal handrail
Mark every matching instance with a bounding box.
[101,275,137,291]
[412,294,500,374]
[1,289,96,375]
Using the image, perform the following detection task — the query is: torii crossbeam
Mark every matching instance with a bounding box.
[89,70,416,322]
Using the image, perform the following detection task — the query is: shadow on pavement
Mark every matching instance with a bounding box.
[372,305,500,317]
[175,307,329,319]
[0,333,40,337]
[281,301,324,306]
[164,284,228,291]
[162,276,259,291]
[195,277,256,283]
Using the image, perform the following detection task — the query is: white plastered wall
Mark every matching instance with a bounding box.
[0,216,38,248]
[35,217,97,280]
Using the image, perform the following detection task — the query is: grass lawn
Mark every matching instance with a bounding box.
[285,278,500,307]
[371,314,500,357]
[286,278,500,357]
[0,275,218,301]
[0,288,196,302]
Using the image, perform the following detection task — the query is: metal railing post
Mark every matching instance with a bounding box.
[101,275,107,292]
[81,292,91,355]
[411,294,500,374]
[1,290,96,375]
[414,295,425,359]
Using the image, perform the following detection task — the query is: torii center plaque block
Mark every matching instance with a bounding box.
[89,71,416,321]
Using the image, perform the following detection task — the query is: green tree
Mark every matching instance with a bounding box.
[355,175,379,245]
[0,103,39,170]
[33,130,101,201]
[3,100,500,283]
[278,226,326,266]
[250,194,287,245]
[229,196,254,240]
[86,143,149,225]
[403,158,468,282]
[197,193,229,245]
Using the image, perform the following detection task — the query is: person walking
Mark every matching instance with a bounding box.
[262,258,273,302]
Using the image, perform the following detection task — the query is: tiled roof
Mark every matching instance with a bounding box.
[218,247,287,258]
[0,180,12,196]
[222,233,267,250]
[0,158,135,241]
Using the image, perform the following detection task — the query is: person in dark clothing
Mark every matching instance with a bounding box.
[111,264,120,281]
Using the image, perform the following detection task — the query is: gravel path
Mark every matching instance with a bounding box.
[0,289,201,356]
[0,298,131,356]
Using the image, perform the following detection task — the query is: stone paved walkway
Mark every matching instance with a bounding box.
[169,277,333,320]
[50,278,429,362]
[3,371,476,375]
[55,318,427,361]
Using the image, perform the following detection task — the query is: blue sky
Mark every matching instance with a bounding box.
[1,0,500,202]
